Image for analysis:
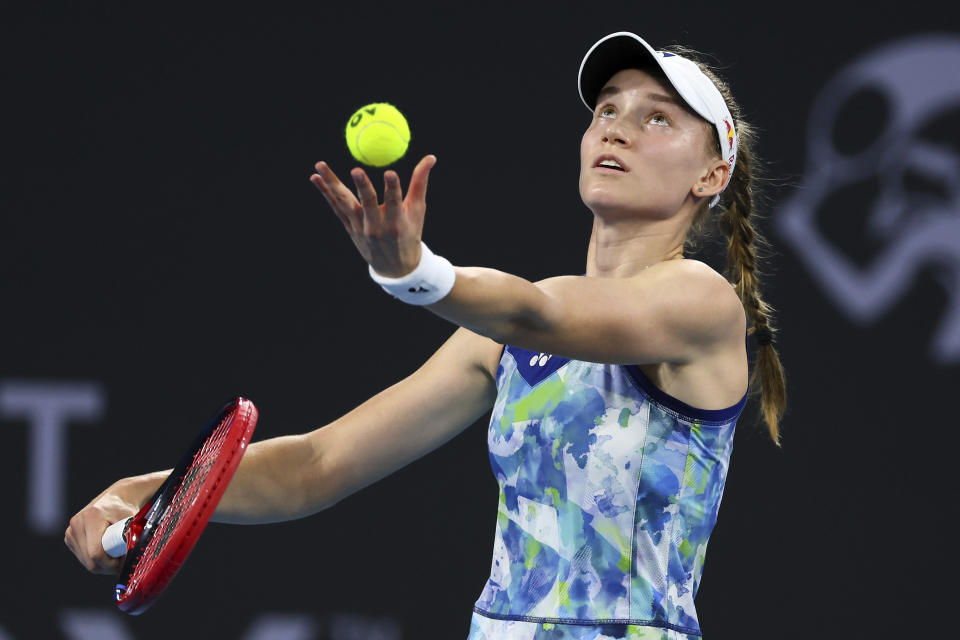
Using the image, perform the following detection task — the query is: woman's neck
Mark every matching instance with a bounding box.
[585,215,688,278]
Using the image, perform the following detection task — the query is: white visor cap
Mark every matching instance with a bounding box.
[578,32,737,208]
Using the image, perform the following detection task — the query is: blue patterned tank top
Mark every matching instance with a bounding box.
[470,344,747,637]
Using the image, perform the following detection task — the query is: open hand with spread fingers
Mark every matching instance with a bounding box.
[310,154,437,278]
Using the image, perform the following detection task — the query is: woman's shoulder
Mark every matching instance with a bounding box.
[644,258,745,337]
[645,258,740,301]
[647,257,728,281]
[526,260,743,366]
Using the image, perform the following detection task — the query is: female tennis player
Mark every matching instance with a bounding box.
[66,32,786,639]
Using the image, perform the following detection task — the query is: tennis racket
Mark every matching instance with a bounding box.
[100,396,259,614]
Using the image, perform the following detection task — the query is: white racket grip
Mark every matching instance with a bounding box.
[101,517,132,558]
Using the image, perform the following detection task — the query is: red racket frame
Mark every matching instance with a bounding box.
[113,397,258,614]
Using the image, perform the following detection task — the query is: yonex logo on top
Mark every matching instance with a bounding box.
[529,352,552,367]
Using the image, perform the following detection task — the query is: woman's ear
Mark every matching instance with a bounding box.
[692,159,730,200]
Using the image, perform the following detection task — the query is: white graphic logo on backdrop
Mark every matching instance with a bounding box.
[0,381,105,534]
[0,611,402,640]
[776,36,960,363]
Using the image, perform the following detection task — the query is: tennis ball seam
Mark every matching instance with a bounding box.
[352,120,410,166]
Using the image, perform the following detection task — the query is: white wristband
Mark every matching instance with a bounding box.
[368,241,456,305]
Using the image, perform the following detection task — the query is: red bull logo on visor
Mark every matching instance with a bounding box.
[724,119,735,152]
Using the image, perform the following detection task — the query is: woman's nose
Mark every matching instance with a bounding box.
[601,122,630,146]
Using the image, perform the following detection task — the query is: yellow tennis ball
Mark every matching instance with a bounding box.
[344,102,411,167]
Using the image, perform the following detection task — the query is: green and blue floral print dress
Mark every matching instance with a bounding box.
[467,343,746,640]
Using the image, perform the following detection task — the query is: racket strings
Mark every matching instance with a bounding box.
[112,399,258,614]
[128,413,235,585]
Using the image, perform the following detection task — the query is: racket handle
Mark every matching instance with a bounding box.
[102,518,133,558]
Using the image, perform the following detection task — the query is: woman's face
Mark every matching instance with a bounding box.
[579,67,717,219]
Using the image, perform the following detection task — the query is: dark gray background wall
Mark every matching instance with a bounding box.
[2,2,958,638]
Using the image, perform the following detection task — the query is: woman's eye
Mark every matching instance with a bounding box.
[649,113,669,126]
[598,106,616,119]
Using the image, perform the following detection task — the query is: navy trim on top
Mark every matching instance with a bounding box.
[498,340,746,424]
[623,365,747,424]
[472,606,703,637]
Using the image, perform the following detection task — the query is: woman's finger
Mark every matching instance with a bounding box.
[382,171,403,223]
[84,523,108,572]
[406,155,437,205]
[316,162,361,210]
[314,162,364,232]
[350,168,384,232]
[64,520,80,561]
[310,174,354,233]
[351,168,379,209]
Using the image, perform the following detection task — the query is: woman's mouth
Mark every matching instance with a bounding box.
[592,154,629,172]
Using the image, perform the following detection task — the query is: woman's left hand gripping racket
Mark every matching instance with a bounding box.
[100,396,259,615]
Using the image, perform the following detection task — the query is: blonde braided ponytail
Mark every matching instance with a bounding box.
[665,45,788,445]
[719,129,787,445]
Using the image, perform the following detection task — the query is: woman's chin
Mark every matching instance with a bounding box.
[582,181,641,210]
[585,199,682,222]
[583,194,639,217]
